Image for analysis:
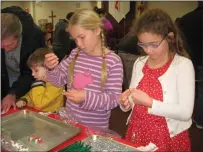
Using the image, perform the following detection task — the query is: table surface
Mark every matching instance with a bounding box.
[1,107,140,152]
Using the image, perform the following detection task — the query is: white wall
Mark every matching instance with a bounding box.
[1,1,97,26]
[1,1,34,19]
[23,1,35,19]
[34,1,96,26]
[1,1,198,25]
[1,1,25,9]
[147,1,198,21]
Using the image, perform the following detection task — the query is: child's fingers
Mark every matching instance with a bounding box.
[16,101,26,108]
[45,58,58,70]
[16,102,21,108]
[121,90,131,101]
[16,102,21,107]
[63,91,75,98]
[123,89,131,96]
[66,96,75,102]
[45,55,58,63]
[118,96,125,104]
[121,94,130,103]
[124,102,130,110]
[123,99,129,106]
[45,53,55,58]
[47,58,58,65]
[52,61,59,67]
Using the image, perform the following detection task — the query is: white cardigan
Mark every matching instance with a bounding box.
[121,54,195,138]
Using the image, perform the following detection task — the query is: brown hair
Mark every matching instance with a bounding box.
[27,48,53,68]
[133,8,189,58]
[68,8,107,88]
[1,13,22,40]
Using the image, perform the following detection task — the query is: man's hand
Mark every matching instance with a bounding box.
[1,94,17,114]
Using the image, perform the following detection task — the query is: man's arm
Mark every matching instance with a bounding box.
[9,29,45,99]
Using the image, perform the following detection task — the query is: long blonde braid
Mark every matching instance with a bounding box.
[101,31,107,89]
[68,50,80,88]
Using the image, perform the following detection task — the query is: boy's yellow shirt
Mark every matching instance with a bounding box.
[21,81,64,112]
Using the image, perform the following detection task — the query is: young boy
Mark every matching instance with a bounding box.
[16,48,64,112]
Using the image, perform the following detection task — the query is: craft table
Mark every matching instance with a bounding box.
[2,107,142,152]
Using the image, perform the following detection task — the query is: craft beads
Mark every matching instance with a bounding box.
[28,134,43,144]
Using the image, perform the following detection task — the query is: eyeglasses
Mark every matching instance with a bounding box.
[137,36,166,49]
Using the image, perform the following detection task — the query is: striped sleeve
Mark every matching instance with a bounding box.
[80,60,123,111]
[46,49,77,87]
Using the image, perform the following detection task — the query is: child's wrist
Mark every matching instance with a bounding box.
[45,65,54,71]
[19,98,28,104]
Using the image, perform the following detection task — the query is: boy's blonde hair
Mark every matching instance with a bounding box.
[68,8,107,89]
[27,48,52,68]
[133,8,189,58]
[1,13,22,40]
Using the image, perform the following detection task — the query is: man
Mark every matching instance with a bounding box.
[53,12,76,61]
[179,2,202,69]
[117,31,140,55]
[1,6,45,113]
[179,2,203,129]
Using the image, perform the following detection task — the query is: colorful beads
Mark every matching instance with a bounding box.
[28,134,43,144]
[11,140,28,151]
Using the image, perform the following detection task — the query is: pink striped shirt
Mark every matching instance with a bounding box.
[47,48,123,128]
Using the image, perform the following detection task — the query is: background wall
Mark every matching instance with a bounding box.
[33,1,96,25]
[1,1,198,25]
[147,1,198,21]
[1,1,97,26]
[2,1,24,9]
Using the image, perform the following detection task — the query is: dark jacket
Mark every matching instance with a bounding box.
[1,6,45,99]
[179,7,203,67]
[53,19,76,61]
[117,31,141,55]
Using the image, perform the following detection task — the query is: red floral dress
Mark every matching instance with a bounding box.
[125,59,191,151]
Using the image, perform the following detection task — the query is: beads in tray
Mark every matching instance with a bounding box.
[11,140,29,151]
[1,138,29,151]
[28,134,43,144]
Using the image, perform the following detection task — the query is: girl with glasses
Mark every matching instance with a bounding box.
[118,9,195,151]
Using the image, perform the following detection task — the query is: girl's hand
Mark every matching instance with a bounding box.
[118,89,132,110]
[130,89,153,108]
[63,90,85,104]
[44,53,59,70]
[16,100,26,108]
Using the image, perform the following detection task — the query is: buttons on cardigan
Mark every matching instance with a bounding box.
[163,90,167,94]
[170,130,174,136]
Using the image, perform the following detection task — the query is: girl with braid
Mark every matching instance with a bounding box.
[45,8,123,129]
